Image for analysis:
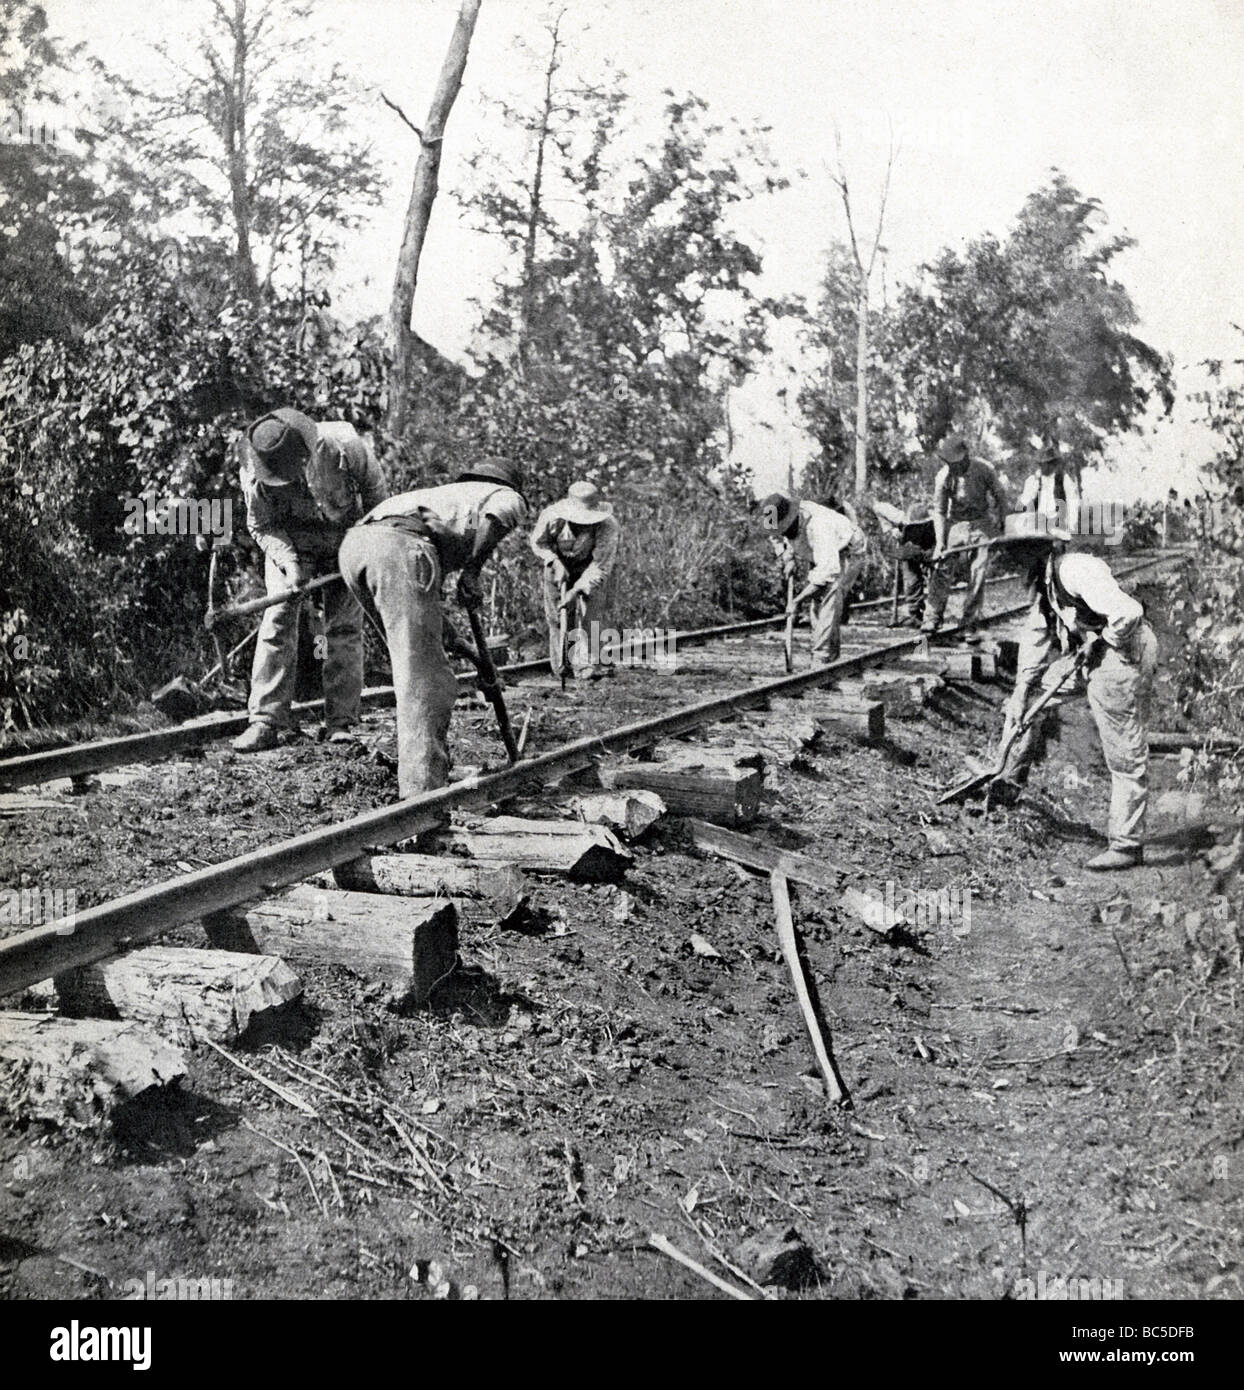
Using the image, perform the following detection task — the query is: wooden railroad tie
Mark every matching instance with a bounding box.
[204,886,459,1009]
[597,746,763,826]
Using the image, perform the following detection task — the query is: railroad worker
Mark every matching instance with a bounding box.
[337,458,527,800]
[988,512,1158,872]
[233,409,388,753]
[925,433,1009,637]
[1018,442,1081,534]
[529,480,621,680]
[760,491,866,663]
[872,499,936,628]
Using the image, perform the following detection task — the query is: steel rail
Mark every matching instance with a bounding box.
[0,551,1176,790]
[0,549,1182,997]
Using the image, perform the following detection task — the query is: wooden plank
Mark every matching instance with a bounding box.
[805,697,885,743]
[203,886,458,1008]
[0,1014,186,1126]
[769,872,849,1106]
[599,748,763,826]
[440,816,632,881]
[324,854,526,908]
[684,819,899,934]
[55,946,302,1045]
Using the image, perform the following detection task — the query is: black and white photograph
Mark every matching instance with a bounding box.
[0,0,1240,1343]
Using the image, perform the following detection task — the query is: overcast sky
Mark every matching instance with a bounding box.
[47,0,1244,497]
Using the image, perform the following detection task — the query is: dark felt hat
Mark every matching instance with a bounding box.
[759,491,798,534]
[936,433,970,464]
[246,408,317,486]
[457,456,524,493]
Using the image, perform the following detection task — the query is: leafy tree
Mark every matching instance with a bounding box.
[107,0,383,302]
[888,172,1174,463]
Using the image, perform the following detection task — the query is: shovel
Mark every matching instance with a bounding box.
[937,648,1087,805]
[557,579,570,690]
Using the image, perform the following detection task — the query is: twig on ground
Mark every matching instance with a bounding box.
[202,1038,318,1116]
[648,1233,756,1300]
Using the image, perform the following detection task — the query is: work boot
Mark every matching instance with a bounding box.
[1085,847,1143,872]
[326,726,357,745]
[986,777,1023,808]
[231,723,279,753]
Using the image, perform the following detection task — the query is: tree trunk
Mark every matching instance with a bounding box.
[519,11,563,362]
[226,0,259,303]
[388,0,483,441]
[853,280,869,497]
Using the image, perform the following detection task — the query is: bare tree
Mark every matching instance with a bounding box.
[387,0,483,440]
[828,128,895,497]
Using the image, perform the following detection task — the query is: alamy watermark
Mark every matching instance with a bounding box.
[121,1270,234,1301]
[0,887,77,936]
[569,622,679,671]
[1013,1270,1123,1301]
[121,494,233,540]
[859,881,974,936]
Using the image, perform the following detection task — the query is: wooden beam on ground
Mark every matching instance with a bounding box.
[324,855,527,916]
[440,816,632,881]
[934,650,983,680]
[860,670,940,717]
[805,696,885,743]
[1149,731,1244,753]
[684,819,899,935]
[55,946,302,1045]
[203,887,458,1008]
[0,1014,186,1126]
[599,748,763,826]
[769,872,850,1107]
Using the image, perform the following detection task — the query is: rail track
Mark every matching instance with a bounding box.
[0,547,1183,1128]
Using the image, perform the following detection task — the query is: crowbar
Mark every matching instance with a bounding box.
[937,647,1088,805]
[463,602,520,764]
[557,579,570,690]
[782,576,795,673]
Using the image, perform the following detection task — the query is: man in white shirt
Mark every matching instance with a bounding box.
[760,491,866,664]
[234,408,388,752]
[1017,444,1081,533]
[989,512,1159,871]
[529,481,621,679]
[338,458,527,800]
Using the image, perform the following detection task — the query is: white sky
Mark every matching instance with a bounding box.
[43,0,1244,497]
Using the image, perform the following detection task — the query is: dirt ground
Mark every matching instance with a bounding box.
[1,562,1241,1301]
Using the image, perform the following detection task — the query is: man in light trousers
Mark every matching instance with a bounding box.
[989,512,1159,871]
[337,458,527,802]
[234,408,388,752]
[926,433,1009,637]
[529,480,620,679]
[760,491,866,664]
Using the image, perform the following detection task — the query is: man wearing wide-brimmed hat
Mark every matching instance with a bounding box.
[1018,442,1081,533]
[759,490,866,664]
[529,481,621,680]
[985,511,1158,871]
[872,498,937,628]
[926,433,1009,637]
[338,457,527,801]
[234,407,388,753]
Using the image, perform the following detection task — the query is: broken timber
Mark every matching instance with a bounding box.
[56,946,302,1045]
[684,819,900,935]
[599,748,763,826]
[440,816,631,881]
[803,695,885,743]
[769,871,850,1107]
[0,1014,186,1126]
[203,886,458,1008]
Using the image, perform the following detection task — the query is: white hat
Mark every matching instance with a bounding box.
[559,480,613,525]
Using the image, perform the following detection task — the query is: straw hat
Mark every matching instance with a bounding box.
[990,511,1072,546]
[559,480,613,525]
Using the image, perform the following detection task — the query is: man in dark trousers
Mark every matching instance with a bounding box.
[926,433,1008,637]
